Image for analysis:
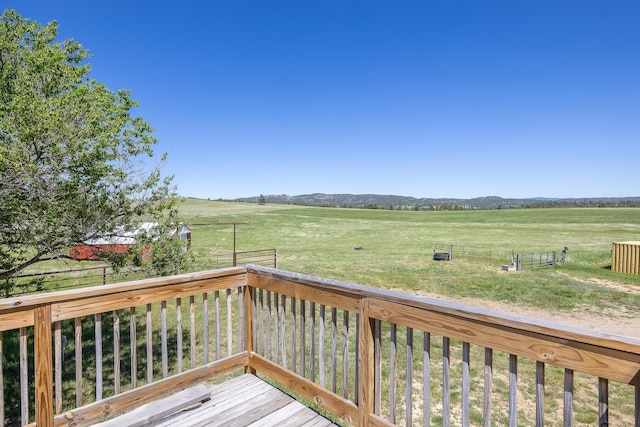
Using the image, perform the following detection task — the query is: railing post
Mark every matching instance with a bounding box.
[244,275,256,374]
[34,304,53,426]
[358,298,374,427]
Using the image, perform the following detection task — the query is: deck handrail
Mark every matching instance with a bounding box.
[1,265,639,426]
[245,266,640,426]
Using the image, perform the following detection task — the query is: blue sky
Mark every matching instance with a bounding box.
[6,1,640,199]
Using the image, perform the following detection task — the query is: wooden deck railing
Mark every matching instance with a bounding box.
[1,266,639,426]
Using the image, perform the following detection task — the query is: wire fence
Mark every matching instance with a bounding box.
[4,249,277,297]
[433,243,493,263]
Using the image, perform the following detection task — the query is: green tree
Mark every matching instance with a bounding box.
[0,10,183,286]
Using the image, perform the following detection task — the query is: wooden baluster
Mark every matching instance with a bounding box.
[564,368,573,427]
[130,306,137,388]
[95,314,103,400]
[332,307,339,394]
[190,295,196,369]
[274,293,280,363]
[598,377,608,427]
[76,318,84,405]
[509,354,518,427]
[203,293,209,365]
[291,297,297,374]
[176,298,183,373]
[237,287,244,351]
[423,332,431,427]
[536,361,545,427]
[462,341,470,427]
[280,294,287,369]
[342,310,349,399]
[310,302,316,382]
[374,320,381,414]
[319,305,325,387]
[390,323,397,423]
[443,336,450,427]
[635,385,639,427]
[161,301,168,378]
[20,327,28,426]
[300,299,306,378]
[226,289,232,357]
[484,349,493,427]
[266,291,272,360]
[54,322,62,414]
[146,303,153,383]
[257,289,264,356]
[113,311,120,394]
[406,327,413,427]
[215,291,221,360]
[0,331,3,426]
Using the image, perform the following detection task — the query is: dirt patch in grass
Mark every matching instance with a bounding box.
[555,270,640,295]
[408,290,640,339]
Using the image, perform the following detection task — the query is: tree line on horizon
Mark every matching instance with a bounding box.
[221,194,640,211]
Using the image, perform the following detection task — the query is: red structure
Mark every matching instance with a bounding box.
[69,223,192,260]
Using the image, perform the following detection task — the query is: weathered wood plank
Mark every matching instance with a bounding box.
[0,309,33,332]
[49,276,244,323]
[249,353,358,425]
[247,273,360,313]
[50,353,248,427]
[92,384,211,427]
[139,374,339,427]
[0,268,246,312]
[245,400,315,426]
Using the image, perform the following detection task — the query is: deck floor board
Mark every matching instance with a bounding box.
[142,374,339,427]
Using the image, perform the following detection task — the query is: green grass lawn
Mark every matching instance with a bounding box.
[180,199,640,314]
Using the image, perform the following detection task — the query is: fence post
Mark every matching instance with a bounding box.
[516,253,523,271]
[34,304,54,426]
[358,298,375,426]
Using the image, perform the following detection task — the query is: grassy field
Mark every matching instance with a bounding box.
[180,198,640,315]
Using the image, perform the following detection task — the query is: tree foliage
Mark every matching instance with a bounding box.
[0,10,182,283]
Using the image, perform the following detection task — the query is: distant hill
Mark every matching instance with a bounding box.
[231,194,640,210]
